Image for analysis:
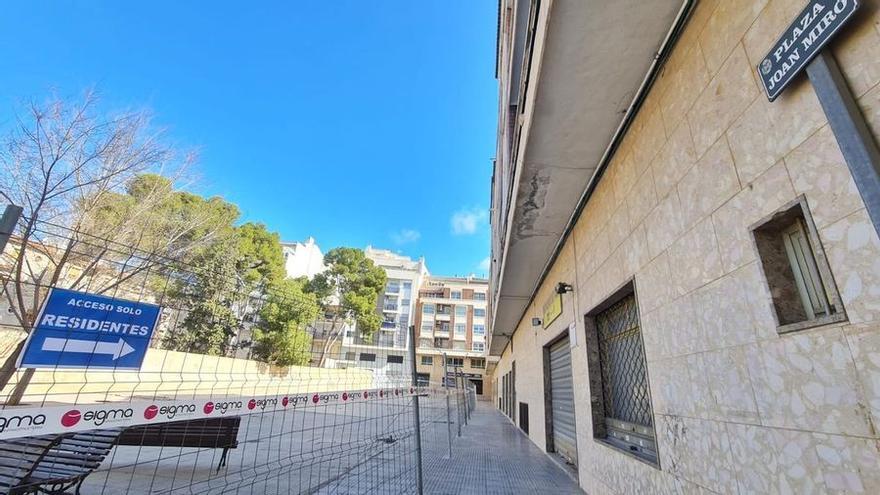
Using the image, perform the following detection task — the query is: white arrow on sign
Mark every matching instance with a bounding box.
[41,337,136,361]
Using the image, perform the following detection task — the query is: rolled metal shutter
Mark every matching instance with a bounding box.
[549,337,578,465]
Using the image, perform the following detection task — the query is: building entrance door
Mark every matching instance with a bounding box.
[548,336,578,466]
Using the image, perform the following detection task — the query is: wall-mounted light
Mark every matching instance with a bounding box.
[531,317,542,327]
[556,282,574,294]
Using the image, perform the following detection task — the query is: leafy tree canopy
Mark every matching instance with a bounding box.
[251,278,320,366]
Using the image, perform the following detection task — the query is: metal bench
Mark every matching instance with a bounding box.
[116,416,241,472]
[0,428,121,495]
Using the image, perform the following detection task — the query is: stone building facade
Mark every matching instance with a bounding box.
[489,0,880,493]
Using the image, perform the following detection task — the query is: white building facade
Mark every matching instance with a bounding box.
[338,247,428,385]
[281,237,325,280]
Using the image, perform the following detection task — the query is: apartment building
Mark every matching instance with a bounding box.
[281,237,325,280]
[413,276,494,396]
[338,247,428,385]
[490,0,880,493]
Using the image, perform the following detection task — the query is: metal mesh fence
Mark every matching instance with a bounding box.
[0,206,477,495]
[595,294,653,428]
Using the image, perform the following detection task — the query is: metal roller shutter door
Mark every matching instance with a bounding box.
[549,337,577,465]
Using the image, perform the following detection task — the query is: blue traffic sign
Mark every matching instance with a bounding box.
[17,288,162,370]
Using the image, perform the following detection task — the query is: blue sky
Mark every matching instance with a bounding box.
[0,1,497,276]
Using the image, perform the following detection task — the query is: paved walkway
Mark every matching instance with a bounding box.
[422,401,583,495]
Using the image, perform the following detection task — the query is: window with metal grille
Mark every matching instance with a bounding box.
[420,355,433,365]
[585,285,657,465]
[751,196,845,333]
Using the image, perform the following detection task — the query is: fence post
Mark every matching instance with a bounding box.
[458,368,469,426]
[442,352,452,459]
[0,205,23,255]
[407,325,424,495]
[452,367,464,438]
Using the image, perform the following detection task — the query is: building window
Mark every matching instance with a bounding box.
[387,355,404,364]
[752,197,845,333]
[474,292,486,301]
[403,281,412,290]
[585,284,657,465]
[421,355,433,366]
[419,338,432,348]
[473,325,485,336]
[470,358,485,369]
[345,351,356,361]
[423,304,435,315]
[446,357,464,367]
[455,305,467,317]
[474,308,486,317]
[451,291,462,299]
[401,298,411,307]
[420,323,433,333]
[454,323,466,336]
[452,341,467,351]
[359,353,377,362]
[472,342,485,353]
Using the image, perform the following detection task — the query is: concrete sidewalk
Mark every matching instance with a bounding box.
[422,401,583,495]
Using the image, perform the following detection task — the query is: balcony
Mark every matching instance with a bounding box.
[383,304,398,312]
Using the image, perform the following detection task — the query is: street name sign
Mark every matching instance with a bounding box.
[758,0,860,101]
[18,288,161,370]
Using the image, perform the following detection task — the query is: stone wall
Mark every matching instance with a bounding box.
[494,0,880,492]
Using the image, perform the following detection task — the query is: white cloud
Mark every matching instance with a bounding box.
[390,228,421,245]
[479,256,491,272]
[451,208,488,235]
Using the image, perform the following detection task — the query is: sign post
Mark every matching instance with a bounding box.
[758,0,880,238]
[18,288,161,370]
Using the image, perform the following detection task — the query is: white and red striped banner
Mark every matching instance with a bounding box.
[0,385,440,440]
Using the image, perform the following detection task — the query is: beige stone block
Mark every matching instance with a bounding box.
[812,432,880,492]
[659,38,712,134]
[728,423,825,494]
[742,0,811,67]
[746,327,872,436]
[588,175,616,235]
[627,167,658,232]
[785,125,864,229]
[858,82,880,152]
[645,189,685,261]
[610,150,638,205]
[700,0,769,75]
[700,346,761,423]
[727,78,826,185]
[729,423,880,494]
[645,294,705,360]
[711,161,795,273]
[693,273,755,350]
[630,97,668,174]
[820,208,880,325]
[620,224,650,277]
[649,356,692,416]
[677,135,741,230]
[832,2,880,98]
[684,352,715,419]
[636,250,674,314]
[606,202,632,255]
[677,0,721,51]
[668,217,724,297]
[657,415,739,494]
[653,121,699,200]
[687,44,760,158]
[842,323,880,437]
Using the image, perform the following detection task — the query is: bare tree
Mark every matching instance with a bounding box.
[0,92,226,398]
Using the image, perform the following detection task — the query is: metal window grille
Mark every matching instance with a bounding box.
[596,294,656,461]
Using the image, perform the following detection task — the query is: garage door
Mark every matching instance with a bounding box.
[549,336,577,465]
